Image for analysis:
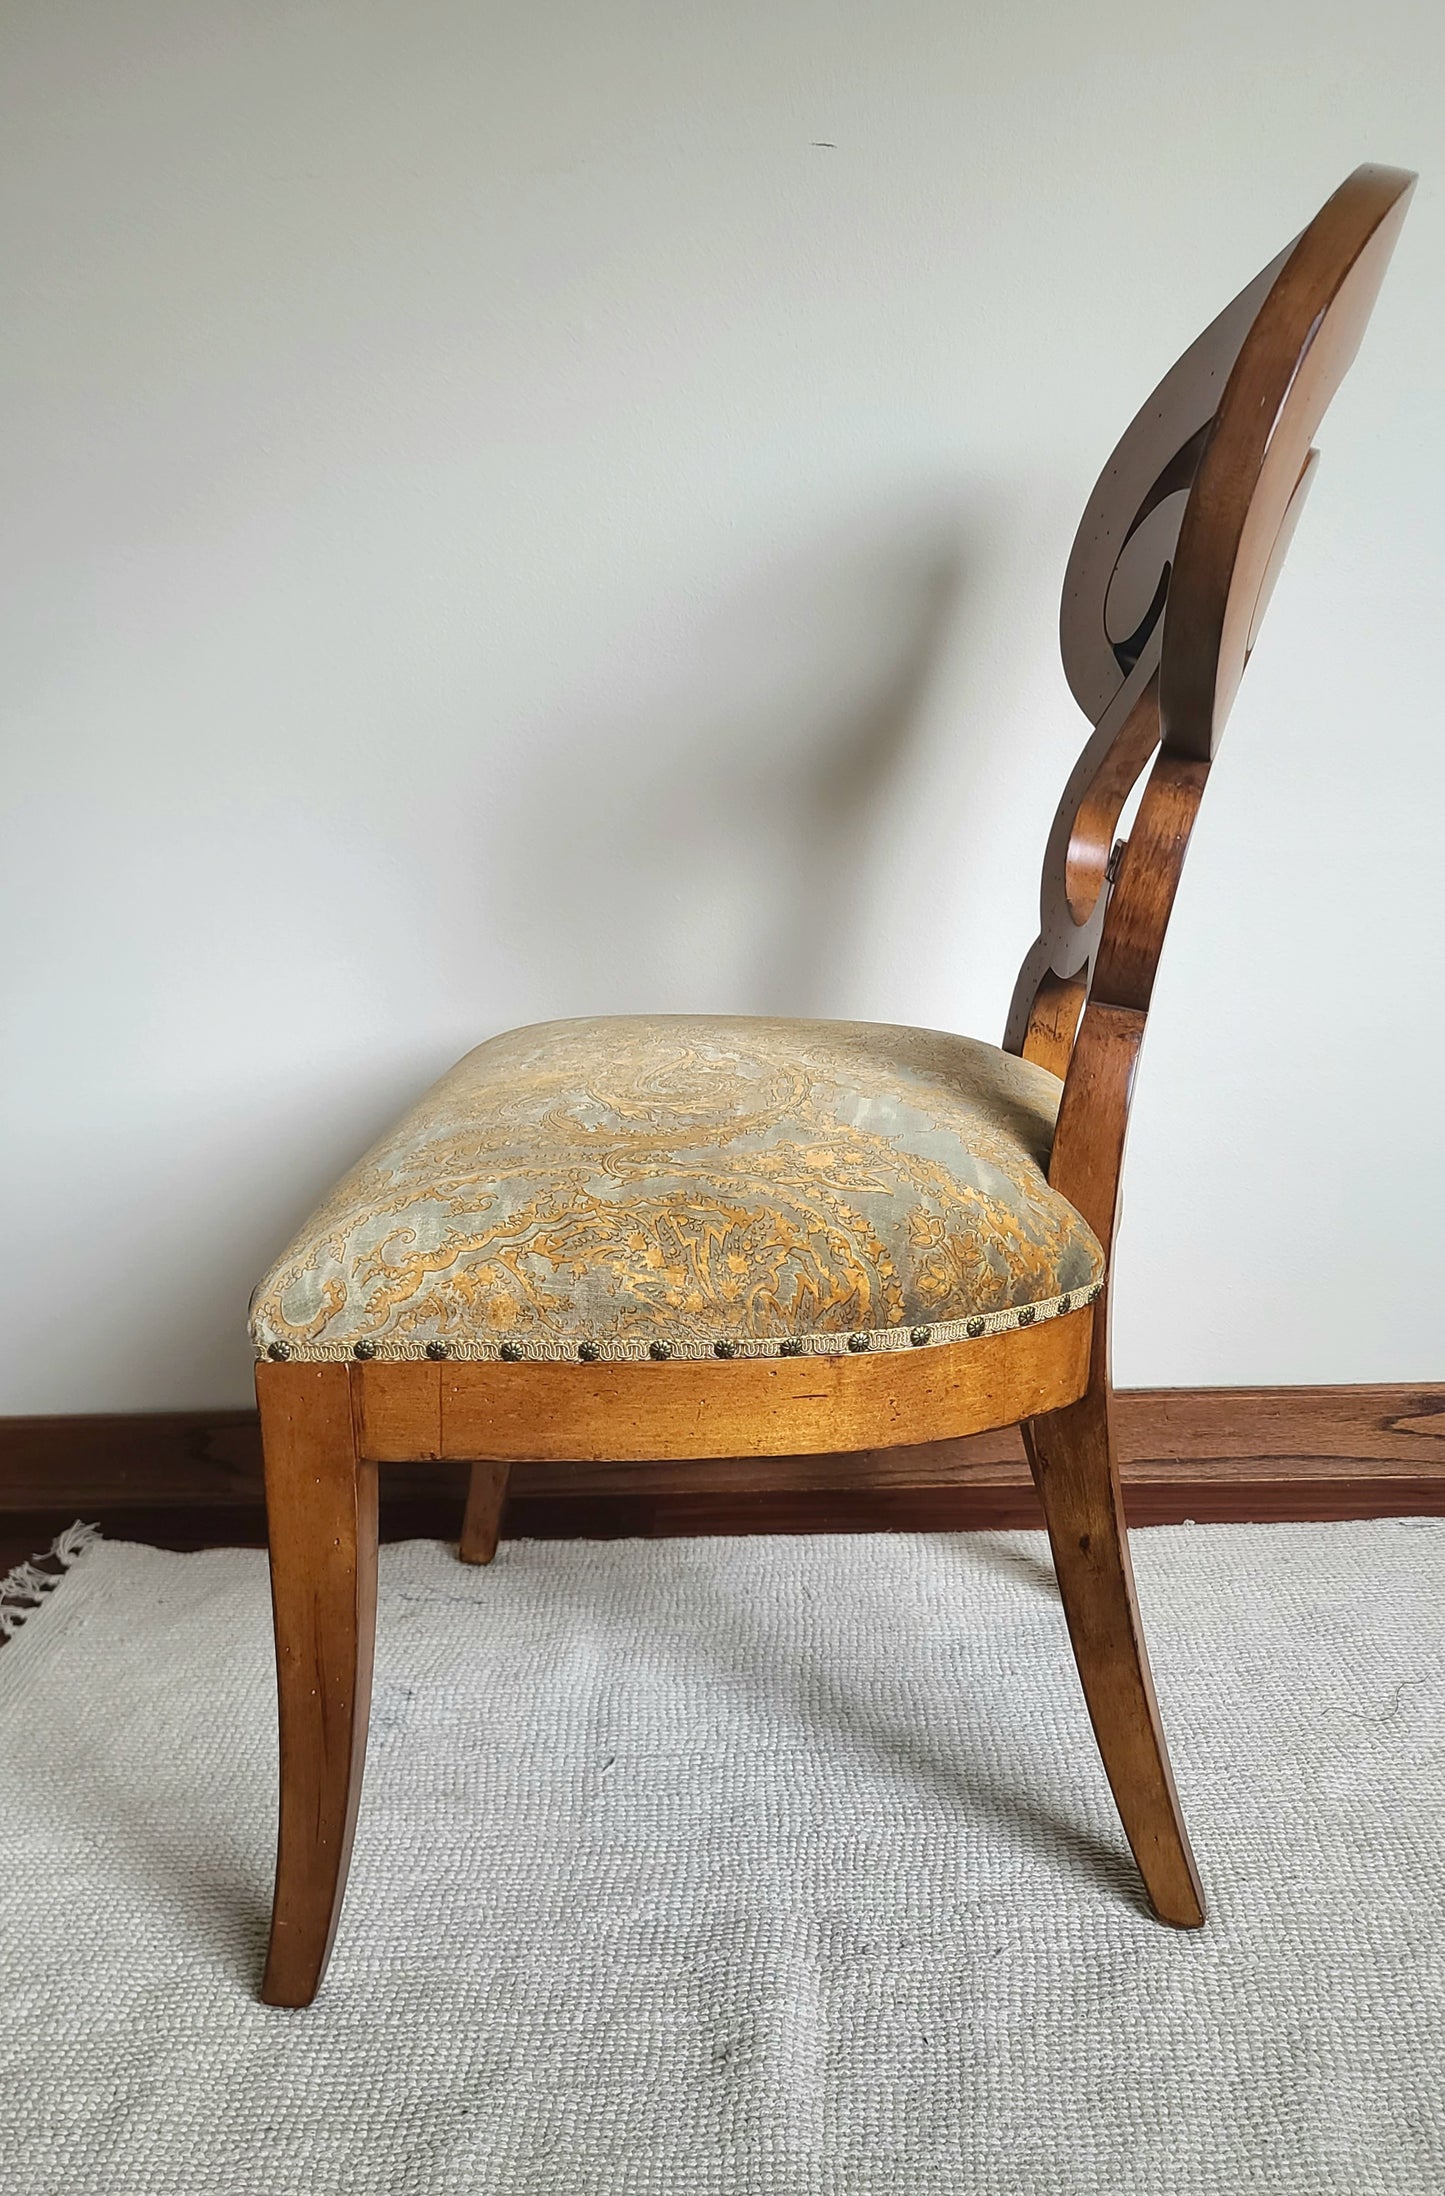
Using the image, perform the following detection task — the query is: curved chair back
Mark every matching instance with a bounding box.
[1006,164,1414,1254]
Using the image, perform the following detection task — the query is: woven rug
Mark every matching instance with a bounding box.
[2,1521,1443,2194]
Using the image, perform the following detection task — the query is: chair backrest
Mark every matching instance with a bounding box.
[1005,164,1414,1260]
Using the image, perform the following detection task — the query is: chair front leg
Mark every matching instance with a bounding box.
[257,1361,379,2006]
[1023,1367,1205,1927]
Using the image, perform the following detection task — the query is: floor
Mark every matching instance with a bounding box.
[3,1518,1443,2192]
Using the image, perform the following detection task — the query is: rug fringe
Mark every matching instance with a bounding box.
[0,1521,101,1640]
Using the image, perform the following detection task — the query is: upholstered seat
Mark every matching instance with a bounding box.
[250,1015,1104,1366]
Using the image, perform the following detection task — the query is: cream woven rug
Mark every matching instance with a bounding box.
[3,1521,1443,2194]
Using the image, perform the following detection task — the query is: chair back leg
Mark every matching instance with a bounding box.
[1024,1362,1206,1927]
[460,1461,511,1565]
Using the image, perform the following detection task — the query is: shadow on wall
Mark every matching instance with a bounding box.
[487,500,976,1025]
[86,501,990,1408]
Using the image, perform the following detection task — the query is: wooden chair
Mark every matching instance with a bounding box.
[250,166,1414,2006]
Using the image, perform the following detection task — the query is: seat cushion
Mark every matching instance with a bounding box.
[249,1016,1104,1364]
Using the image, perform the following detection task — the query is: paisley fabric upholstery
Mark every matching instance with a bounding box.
[249,1016,1104,1364]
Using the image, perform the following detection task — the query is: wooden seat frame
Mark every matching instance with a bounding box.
[256,166,1414,2006]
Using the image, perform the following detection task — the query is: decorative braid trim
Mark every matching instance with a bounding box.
[254,1278,1102,1366]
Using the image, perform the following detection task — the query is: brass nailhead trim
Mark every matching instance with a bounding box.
[256,1280,1102,1368]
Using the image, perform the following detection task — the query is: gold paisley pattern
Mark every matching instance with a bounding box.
[249,1017,1105,1362]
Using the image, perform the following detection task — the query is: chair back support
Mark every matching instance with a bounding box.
[1006,164,1414,1254]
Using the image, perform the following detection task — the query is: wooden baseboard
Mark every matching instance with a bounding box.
[2,1388,1442,1558]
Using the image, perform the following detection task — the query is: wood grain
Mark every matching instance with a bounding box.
[1006,164,1415,1052]
[1024,1337,1205,1926]
[1019,968,1087,1079]
[354,1313,1094,1464]
[255,1361,378,2009]
[1163,166,1414,758]
[459,1461,510,1565]
[5,1470,1442,1588]
[6,1387,1443,1512]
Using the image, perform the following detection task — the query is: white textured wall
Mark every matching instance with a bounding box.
[3,1,1441,1411]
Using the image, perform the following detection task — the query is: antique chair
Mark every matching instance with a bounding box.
[249,166,1414,2005]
